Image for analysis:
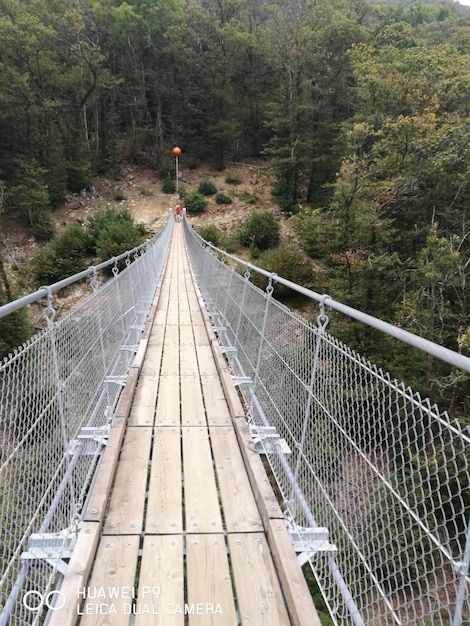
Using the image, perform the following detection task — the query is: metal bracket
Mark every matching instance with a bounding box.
[232,375,252,386]
[67,425,109,456]
[453,560,469,577]
[21,530,77,576]
[288,525,337,565]
[249,425,291,454]
[213,326,227,333]
[118,345,139,353]
[220,346,237,354]
[104,375,127,386]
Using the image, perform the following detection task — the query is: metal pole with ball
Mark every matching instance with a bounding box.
[173,146,181,191]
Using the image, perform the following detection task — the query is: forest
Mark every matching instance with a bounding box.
[0,0,470,415]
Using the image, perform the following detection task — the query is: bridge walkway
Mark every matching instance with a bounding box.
[49,223,320,626]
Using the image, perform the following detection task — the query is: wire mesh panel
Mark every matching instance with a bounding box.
[184,220,470,626]
[0,218,172,625]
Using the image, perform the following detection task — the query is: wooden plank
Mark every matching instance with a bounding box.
[133,374,159,408]
[78,535,140,626]
[166,300,179,325]
[181,376,206,426]
[140,330,165,375]
[200,375,232,426]
[155,375,180,426]
[192,322,210,346]
[153,306,169,328]
[228,533,291,626]
[188,305,206,331]
[145,426,183,534]
[179,342,199,377]
[134,535,184,626]
[84,417,127,523]
[132,280,164,370]
[178,326,195,346]
[134,373,159,406]
[266,519,322,626]
[114,366,140,419]
[182,426,223,533]
[205,322,285,526]
[160,325,180,376]
[104,426,152,534]
[210,341,247,418]
[210,426,263,533]
[230,415,284,524]
[186,534,238,626]
[48,522,101,626]
[195,345,219,376]
[128,402,155,427]
[177,294,191,322]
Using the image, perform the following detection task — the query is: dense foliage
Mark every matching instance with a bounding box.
[31,206,145,284]
[0,0,469,408]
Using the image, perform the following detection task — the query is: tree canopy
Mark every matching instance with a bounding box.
[1,0,470,412]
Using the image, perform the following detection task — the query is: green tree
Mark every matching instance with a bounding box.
[239,210,280,251]
[0,0,107,223]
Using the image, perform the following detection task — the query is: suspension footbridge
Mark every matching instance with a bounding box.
[0,213,469,625]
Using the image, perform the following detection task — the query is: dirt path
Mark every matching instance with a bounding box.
[1,161,279,316]
[56,161,276,235]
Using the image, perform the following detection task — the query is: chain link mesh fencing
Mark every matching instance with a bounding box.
[0,217,172,625]
[184,219,470,626]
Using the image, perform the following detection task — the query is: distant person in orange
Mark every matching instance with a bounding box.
[175,205,182,222]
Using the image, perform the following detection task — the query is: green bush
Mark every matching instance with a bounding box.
[95,219,143,266]
[215,192,232,205]
[31,207,145,284]
[221,231,242,255]
[184,191,207,213]
[162,177,176,193]
[198,178,217,196]
[254,244,313,296]
[197,224,221,246]
[239,191,257,204]
[225,172,241,185]
[0,309,31,359]
[239,210,280,251]
[31,208,56,241]
[32,223,89,284]
[86,206,135,253]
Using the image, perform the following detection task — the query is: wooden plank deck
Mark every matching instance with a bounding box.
[49,223,321,626]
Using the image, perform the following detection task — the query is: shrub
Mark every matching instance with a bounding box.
[197,224,221,247]
[31,207,144,284]
[95,219,143,267]
[162,177,176,193]
[278,197,301,215]
[184,191,207,213]
[31,208,56,241]
[221,232,242,255]
[0,309,31,359]
[239,210,280,251]
[254,244,313,296]
[32,223,89,284]
[239,191,257,204]
[113,189,126,202]
[198,178,217,195]
[215,192,232,205]
[225,172,241,185]
[86,206,135,253]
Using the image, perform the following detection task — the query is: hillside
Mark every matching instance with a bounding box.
[2,161,277,276]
